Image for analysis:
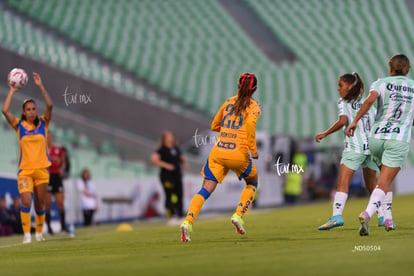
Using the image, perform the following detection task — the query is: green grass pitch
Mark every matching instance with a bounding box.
[1,195,413,275]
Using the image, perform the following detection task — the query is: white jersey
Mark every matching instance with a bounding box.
[369,76,414,142]
[77,179,98,210]
[338,98,374,154]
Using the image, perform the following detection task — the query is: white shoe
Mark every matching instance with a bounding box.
[35,233,45,242]
[23,234,32,244]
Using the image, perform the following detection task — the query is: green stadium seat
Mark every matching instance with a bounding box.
[5,0,414,168]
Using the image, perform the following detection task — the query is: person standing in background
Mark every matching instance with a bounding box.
[283,144,307,204]
[61,147,71,180]
[9,197,23,234]
[151,131,187,225]
[45,133,68,234]
[0,197,13,236]
[77,168,98,226]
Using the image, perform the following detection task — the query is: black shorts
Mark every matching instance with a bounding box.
[48,173,63,193]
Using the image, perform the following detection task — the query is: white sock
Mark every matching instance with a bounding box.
[377,201,384,218]
[332,192,348,216]
[365,188,386,217]
[383,192,393,221]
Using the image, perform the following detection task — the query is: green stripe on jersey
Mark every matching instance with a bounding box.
[337,98,372,154]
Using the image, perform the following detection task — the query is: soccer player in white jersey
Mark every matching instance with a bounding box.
[315,72,382,230]
[347,54,414,236]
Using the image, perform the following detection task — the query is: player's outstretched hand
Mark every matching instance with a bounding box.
[346,121,357,137]
[33,72,43,87]
[251,152,259,159]
[8,84,20,94]
[315,132,326,143]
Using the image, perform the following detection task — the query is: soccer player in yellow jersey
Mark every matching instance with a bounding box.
[180,73,261,242]
[2,72,53,244]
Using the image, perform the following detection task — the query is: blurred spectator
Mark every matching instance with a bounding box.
[284,145,307,204]
[0,197,13,236]
[8,197,23,234]
[77,168,98,226]
[61,147,71,179]
[46,133,68,234]
[307,162,337,201]
[151,130,187,225]
[348,167,367,198]
[143,192,161,219]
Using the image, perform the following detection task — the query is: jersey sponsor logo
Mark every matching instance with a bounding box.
[22,127,41,136]
[389,92,412,102]
[220,132,237,139]
[217,141,236,149]
[386,83,414,93]
[374,126,400,134]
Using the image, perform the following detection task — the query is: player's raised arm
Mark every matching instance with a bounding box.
[33,72,53,121]
[2,85,19,126]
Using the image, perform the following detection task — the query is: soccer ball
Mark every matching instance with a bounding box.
[8,68,28,89]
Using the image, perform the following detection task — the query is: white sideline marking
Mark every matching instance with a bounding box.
[0,243,23,249]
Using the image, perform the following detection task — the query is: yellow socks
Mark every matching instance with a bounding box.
[185,188,210,224]
[20,206,31,234]
[236,184,257,217]
[35,209,46,234]
[185,183,257,225]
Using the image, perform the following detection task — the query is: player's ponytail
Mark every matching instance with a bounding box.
[341,72,364,103]
[21,99,40,127]
[234,73,257,116]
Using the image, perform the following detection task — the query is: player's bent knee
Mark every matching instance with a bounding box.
[247,182,258,188]
[244,174,258,186]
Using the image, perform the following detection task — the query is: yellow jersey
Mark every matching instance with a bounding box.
[12,115,51,171]
[210,96,261,160]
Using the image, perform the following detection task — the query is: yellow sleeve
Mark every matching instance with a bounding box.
[11,118,19,129]
[41,115,50,127]
[210,104,225,132]
[246,104,261,153]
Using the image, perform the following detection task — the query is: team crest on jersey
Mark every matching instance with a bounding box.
[351,102,362,110]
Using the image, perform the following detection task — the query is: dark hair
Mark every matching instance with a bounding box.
[21,99,40,127]
[389,54,410,76]
[340,72,364,103]
[234,73,257,116]
[160,130,176,148]
[81,168,90,180]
